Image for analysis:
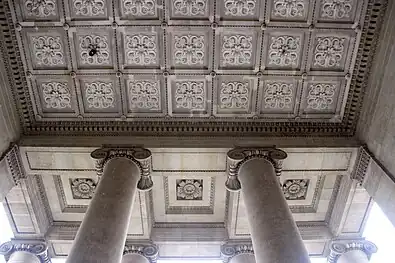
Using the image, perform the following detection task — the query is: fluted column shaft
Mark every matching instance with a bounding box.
[238,158,310,263]
[66,157,140,263]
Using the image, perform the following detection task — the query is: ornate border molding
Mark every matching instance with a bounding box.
[123,243,159,263]
[4,144,26,185]
[221,243,254,263]
[328,239,377,263]
[0,0,388,137]
[351,146,372,184]
[0,240,50,263]
[225,147,287,192]
[91,147,153,191]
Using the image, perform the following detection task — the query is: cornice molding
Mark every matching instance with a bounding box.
[4,144,25,185]
[91,147,153,191]
[328,239,377,263]
[0,240,50,263]
[351,146,372,184]
[225,147,287,191]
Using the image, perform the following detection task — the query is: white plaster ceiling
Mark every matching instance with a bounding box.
[2,0,381,136]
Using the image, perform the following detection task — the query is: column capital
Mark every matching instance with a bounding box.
[0,240,50,262]
[221,243,254,263]
[225,147,287,191]
[91,147,153,191]
[328,239,378,263]
[123,243,159,263]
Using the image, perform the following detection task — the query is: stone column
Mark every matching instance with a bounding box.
[0,241,50,263]
[225,148,310,263]
[66,148,153,263]
[328,240,377,263]
[122,244,158,263]
[221,243,256,263]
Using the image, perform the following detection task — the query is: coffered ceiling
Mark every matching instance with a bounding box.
[2,146,374,258]
[0,0,386,137]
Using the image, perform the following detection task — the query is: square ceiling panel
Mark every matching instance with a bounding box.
[3,0,383,136]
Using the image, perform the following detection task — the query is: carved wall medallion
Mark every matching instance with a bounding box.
[70,178,97,199]
[272,0,305,18]
[32,36,65,66]
[268,35,301,67]
[224,0,257,16]
[175,81,205,110]
[321,0,353,19]
[176,179,203,200]
[122,0,156,16]
[24,0,57,18]
[125,34,157,66]
[174,34,205,66]
[282,179,309,200]
[85,82,115,109]
[79,35,110,65]
[73,0,106,16]
[129,80,160,110]
[263,82,293,109]
[307,83,336,110]
[173,0,207,16]
[220,81,250,110]
[42,82,72,109]
[222,35,253,66]
[314,37,345,68]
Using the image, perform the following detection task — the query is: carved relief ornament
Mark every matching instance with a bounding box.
[91,147,153,191]
[225,147,287,192]
[221,243,254,263]
[328,240,377,263]
[0,241,50,262]
[123,243,159,263]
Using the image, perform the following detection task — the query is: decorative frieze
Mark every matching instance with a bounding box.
[91,147,153,191]
[225,147,287,191]
[4,145,26,185]
[0,240,50,262]
[351,146,372,184]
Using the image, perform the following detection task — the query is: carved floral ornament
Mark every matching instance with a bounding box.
[321,0,354,19]
[123,0,156,16]
[91,147,153,191]
[73,0,106,16]
[328,240,377,263]
[32,36,65,66]
[272,0,305,18]
[173,0,207,16]
[0,241,50,262]
[70,178,97,199]
[225,147,287,192]
[24,0,57,18]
